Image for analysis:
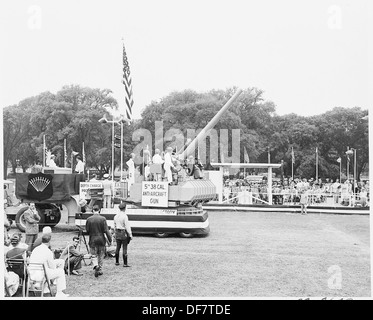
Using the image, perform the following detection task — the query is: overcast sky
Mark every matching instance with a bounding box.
[0,0,372,120]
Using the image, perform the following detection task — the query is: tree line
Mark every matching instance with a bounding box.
[3,85,369,181]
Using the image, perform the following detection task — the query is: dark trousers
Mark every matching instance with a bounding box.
[64,255,83,273]
[115,238,128,255]
[25,234,38,253]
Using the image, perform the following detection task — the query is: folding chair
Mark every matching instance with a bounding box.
[26,263,54,297]
[4,277,11,297]
[5,258,26,297]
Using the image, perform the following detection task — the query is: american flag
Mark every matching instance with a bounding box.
[121,42,134,123]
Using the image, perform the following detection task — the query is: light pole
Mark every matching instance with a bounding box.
[350,148,357,193]
[98,114,123,183]
[345,148,354,190]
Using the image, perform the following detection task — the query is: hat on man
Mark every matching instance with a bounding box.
[103,173,109,179]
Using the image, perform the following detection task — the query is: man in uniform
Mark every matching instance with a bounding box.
[126,153,136,194]
[101,173,113,209]
[163,147,175,184]
[75,156,85,174]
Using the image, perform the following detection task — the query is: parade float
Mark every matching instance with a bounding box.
[9,89,244,237]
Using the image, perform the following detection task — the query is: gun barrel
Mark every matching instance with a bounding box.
[180,88,243,160]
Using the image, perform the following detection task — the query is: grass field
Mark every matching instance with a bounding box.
[7,210,371,298]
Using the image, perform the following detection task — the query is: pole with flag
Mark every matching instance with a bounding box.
[337,157,341,182]
[316,147,319,181]
[120,39,134,182]
[121,39,134,123]
[120,117,123,181]
[291,147,295,181]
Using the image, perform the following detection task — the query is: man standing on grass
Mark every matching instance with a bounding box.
[113,202,133,267]
[24,202,41,255]
[85,205,112,277]
[300,190,309,215]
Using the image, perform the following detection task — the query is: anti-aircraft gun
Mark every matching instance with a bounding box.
[123,89,243,238]
[9,89,243,236]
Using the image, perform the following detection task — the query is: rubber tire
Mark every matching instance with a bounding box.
[154,232,169,238]
[15,206,45,233]
[179,232,194,238]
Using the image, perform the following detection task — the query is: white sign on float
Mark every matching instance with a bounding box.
[79,182,103,200]
[141,181,169,207]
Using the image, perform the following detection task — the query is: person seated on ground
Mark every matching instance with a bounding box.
[59,236,84,276]
[29,234,69,297]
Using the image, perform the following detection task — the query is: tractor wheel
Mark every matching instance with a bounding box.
[15,206,45,233]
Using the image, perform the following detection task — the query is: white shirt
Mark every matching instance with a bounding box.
[164,152,174,168]
[126,158,135,184]
[152,154,163,164]
[102,179,113,196]
[48,159,57,167]
[113,211,132,237]
[75,160,85,173]
[29,243,55,269]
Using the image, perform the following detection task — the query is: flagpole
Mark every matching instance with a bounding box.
[82,142,85,174]
[291,147,294,181]
[112,120,114,184]
[43,135,45,167]
[120,120,123,181]
[316,147,318,181]
[64,139,67,167]
[346,146,349,182]
[339,159,341,182]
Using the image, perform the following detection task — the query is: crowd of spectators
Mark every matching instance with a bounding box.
[222,176,370,207]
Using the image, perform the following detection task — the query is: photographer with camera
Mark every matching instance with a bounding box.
[60,236,84,276]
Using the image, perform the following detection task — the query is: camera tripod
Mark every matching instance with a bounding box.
[76,225,90,254]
